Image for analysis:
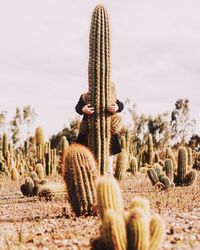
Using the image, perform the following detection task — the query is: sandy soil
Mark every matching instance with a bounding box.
[0,173,199,250]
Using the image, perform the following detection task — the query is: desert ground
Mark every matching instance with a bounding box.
[0,172,199,250]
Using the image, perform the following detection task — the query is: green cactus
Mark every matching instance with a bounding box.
[130,156,138,175]
[147,168,159,185]
[153,164,162,176]
[96,175,124,220]
[154,152,160,163]
[159,176,171,189]
[2,132,8,160]
[35,163,44,179]
[184,170,197,186]
[187,147,193,167]
[127,207,149,250]
[164,159,174,182]
[87,4,112,175]
[20,177,34,196]
[149,214,165,250]
[169,152,177,170]
[147,134,154,165]
[102,209,127,250]
[114,149,128,180]
[177,146,187,185]
[64,144,98,216]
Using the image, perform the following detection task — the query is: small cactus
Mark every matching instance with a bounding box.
[184,170,197,186]
[127,207,149,250]
[164,159,174,182]
[130,157,138,175]
[177,146,187,184]
[35,127,45,146]
[64,144,98,216]
[114,149,128,180]
[149,214,165,250]
[102,209,127,250]
[10,167,19,181]
[96,175,124,220]
[35,163,44,179]
[147,168,159,185]
[20,177,34,196]
[147,134,154,165]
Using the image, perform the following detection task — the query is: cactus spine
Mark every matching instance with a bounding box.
[87,4,111,174]
[127,208,149,250]
[149,215,165,250]
[96,175,124,220]
[102,209,127,250]
[64,144,98,216]
[114,149,128,180]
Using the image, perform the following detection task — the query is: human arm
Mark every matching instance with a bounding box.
[108,99,124,113]
[75,95,94,115]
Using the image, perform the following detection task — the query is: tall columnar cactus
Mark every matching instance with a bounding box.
[102,209,127,250]
[96,175,124,220]
[177,146,187,184]
[87,4,112,175]
[64,144,98,216]
[130,156,138,175]
[187,147,193,167]
[2,132,8,160]
[35,127,45,146]
[147,134,154,165]
[164,159,174,182]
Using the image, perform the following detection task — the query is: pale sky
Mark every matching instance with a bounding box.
[0,0,200,138]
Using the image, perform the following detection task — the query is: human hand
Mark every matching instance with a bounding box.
[108,103,119,113]
[82,104,94,115]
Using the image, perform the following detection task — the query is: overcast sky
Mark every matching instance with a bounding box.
[0,0,199,138]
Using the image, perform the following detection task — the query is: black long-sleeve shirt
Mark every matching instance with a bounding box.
[75,95,124,115]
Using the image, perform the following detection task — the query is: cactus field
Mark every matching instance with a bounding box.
[1,3,200,250]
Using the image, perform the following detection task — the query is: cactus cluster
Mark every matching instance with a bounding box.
[92,176,165,250]
[147,164,174,190]
[20,171,47,197]
[176,146,197,186]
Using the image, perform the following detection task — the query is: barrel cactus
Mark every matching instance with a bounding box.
[63,144,98,216]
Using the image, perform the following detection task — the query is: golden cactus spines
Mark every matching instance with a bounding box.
[129,196,151,220]
[127,207,149,250]
[96,175,124,220]
[102,209,127,250]
[149,214,165,250]
[35,163,44,179]
[87,4,111,174]
[64,144,98,216]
